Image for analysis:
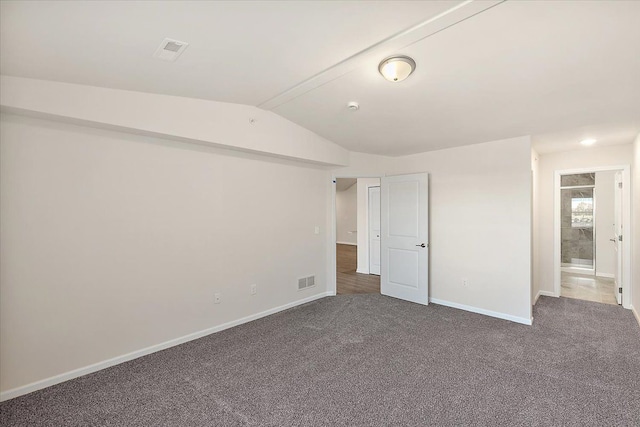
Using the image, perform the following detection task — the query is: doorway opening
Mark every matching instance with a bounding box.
[560,173,595,273]
[554,166,631,307]
[334,177,380,294]
[331,173,430,304]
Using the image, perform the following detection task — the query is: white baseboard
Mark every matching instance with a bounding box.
[0,291,332,402]
[534,290,557,305]
[631,305,640,328]
[336,241,357,246]
[595,272,615,279]
[355,268,370,274]
[429,298,532,325]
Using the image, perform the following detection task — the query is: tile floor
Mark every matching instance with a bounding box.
[561,272,618,305]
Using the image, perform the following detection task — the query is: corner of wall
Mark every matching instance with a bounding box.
[531,148,540,305]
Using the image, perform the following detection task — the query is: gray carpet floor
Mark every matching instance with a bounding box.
[1,295,639,426]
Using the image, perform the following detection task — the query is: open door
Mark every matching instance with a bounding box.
[368,186,381,276]
[613,171,623,305]
[380,173,429,305]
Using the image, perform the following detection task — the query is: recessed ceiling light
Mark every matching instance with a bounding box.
[378,55,416,82]
[580,138,596,146]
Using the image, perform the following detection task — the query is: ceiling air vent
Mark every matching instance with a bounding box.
[153,38,189,62]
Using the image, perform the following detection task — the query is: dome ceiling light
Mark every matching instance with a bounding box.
[378,55,416,82]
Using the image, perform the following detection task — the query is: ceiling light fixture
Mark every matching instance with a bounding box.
[347,101,360,111]
[378,55,416,82]
[580,138,596,146]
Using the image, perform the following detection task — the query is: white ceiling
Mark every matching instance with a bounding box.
[2,1,639,156]
[0,1,454,106]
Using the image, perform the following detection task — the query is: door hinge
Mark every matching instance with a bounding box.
[618,182,623,189]
[619,287,622,294]
[619,235,623,242]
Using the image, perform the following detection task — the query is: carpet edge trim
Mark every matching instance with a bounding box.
[429,298,532,325]
[0,291,333,402]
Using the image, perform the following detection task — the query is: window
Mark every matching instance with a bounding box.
[571,197,593,228]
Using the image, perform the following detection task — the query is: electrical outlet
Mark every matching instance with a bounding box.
[250,284,257,295]
[314,226,320,235]
[462,279,468,287]
[214,292,221,304]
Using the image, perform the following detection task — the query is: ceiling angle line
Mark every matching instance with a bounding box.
[396,0,507,53]
[256,0,506,111]
[257,0,475,109]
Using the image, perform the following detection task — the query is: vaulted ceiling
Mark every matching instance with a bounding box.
[2,1,639,156]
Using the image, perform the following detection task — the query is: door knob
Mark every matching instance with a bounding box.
[609,239,616,242]
[416,243,426,248]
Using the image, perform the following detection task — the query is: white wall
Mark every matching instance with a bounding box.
[356,178,380,273]
[0,76,349,166]
[337,136,533,323]
[0,114,330,395]
[595,171,616,277]
[537,144,633,296]
[335,183,357,245]
[633,134,640,325]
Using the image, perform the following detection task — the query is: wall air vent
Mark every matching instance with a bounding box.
[153,38,189,62]
[298,276,316,290]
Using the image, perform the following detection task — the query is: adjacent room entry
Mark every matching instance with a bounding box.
[334,173,429,305]
[556,168,627,306]
[335,178,380,294]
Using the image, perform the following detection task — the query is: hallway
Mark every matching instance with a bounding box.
[561,272,617,305]
[336,244,380,294]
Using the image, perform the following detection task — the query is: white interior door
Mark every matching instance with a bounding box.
[613,171,623,305]
[380,173,429,305]
[368,186,381,276]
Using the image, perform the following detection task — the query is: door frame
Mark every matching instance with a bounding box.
[553,165,631,308]
[329,174,383,295]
